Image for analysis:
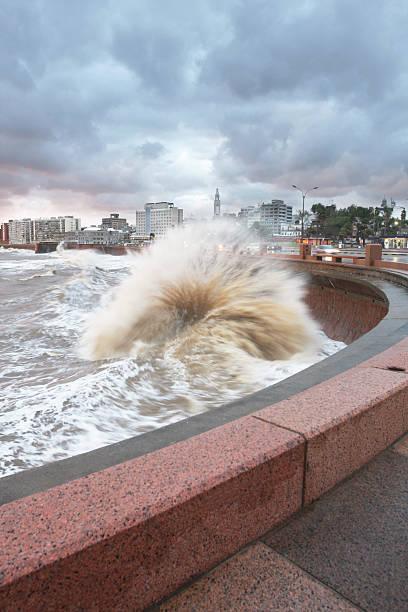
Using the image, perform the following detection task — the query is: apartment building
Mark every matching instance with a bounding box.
[0,221,11,243]
[5,216,81,244]
[238,200,293,235]
[8,219,32,244]
[65,226,125,245]
[259,200,293,234]
[101,213,128,231]
[135,202,183,238]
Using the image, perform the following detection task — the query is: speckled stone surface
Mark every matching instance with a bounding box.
[0,416,304,611]
[254,366,408,503]
[393,435,408,457]
[305,283,387,343]
[158,542,359,611]
[264,450,408,612]
[356,337,408,371]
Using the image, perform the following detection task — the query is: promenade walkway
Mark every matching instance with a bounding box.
[155,434,408,611]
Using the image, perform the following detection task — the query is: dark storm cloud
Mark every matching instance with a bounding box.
[203,0,399,104]
[202,0,408,197]
[112,25,187,97]
[0,0,407,221]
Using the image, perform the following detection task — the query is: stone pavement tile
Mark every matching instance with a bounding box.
[393,435,408,457]
[158,542,359,611]
[264,450,408,612]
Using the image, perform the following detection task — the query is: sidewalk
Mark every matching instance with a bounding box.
[154,435,408,611]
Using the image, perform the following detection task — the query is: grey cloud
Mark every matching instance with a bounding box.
[0,0,408,221]
[201,0,403,105]
[112,25,187,97]
[137,141,166,159]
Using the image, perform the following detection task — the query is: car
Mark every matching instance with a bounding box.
[314,245,341,255]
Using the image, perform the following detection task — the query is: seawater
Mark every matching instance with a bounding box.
[0,225,345,477]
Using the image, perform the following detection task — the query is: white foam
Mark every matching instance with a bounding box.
[0,237,346,477]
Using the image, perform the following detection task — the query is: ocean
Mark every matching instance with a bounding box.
[0,224,345,477]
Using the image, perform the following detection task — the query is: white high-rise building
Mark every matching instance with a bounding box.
[31,216,81,241]
[135,202,183,238]
[7,216,81,243]
[59,216,81,232]
[8,219,32,244]
[259,200,292,234]
[238,200,292,235]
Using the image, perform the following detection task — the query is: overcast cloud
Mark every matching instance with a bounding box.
[1,0,408,223]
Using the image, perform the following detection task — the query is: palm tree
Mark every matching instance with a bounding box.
[294,209,312,232]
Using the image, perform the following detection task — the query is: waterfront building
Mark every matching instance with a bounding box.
[30,216,81,242]
[247,207,262,228]
[238,206,256,225]
[135,202,183,238]
[238,200,293,235]
[0,220,11,243]
[213,189,221,217]
[237,205,262,228]
[4,216,81,244]
[8,219,32,243]
[279,223,301,237]
[259,200,293,234]
[59,216,81,233]
[65,226,125,245]
[101,213,128,231]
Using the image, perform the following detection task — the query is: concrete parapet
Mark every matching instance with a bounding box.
[255,366,408,504]
[0,419,304,611]
[1,262,407,610]
[299,243,311,259]
[365,243,382,266]
[1,351,407,609]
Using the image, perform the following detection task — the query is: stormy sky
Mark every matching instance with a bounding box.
[1,0,408,224]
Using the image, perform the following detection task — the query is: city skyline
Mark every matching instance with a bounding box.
[1,1,408,225]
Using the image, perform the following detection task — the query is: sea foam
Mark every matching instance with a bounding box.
[81,221,320,370]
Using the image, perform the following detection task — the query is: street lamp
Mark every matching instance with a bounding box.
[292,185,319,241]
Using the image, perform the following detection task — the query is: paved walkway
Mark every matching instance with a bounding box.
[153,435,408,611]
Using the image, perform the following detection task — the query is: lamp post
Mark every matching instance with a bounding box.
[292,185,319,242]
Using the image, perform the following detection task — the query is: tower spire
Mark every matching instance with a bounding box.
[213,188,221,217]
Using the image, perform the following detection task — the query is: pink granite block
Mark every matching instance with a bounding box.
[254,367,408,504]
[0,417,304,611]
[159,542,359,611]
[393,435,408,457]
[356,337,408,372]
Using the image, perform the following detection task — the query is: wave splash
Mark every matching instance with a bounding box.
[80,222,319,368]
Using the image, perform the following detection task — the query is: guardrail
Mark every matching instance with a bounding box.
[269,244,408,274]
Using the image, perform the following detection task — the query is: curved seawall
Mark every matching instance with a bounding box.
[305,271,388,343]
[1,262,407,611]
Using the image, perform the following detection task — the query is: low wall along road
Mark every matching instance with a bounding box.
[1,254,408,611]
